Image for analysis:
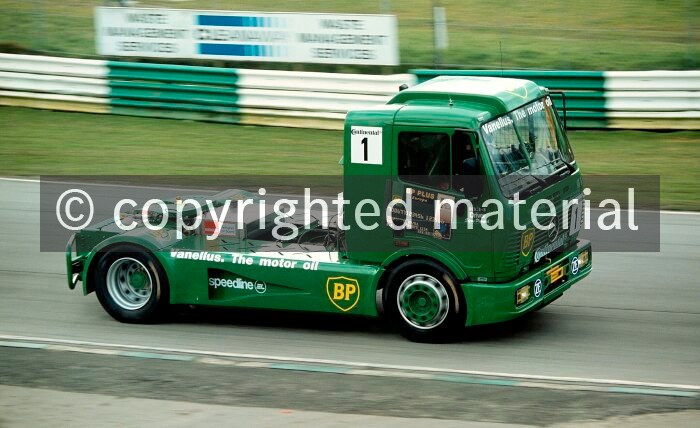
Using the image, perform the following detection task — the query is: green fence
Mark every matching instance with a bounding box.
[107,61,245,123]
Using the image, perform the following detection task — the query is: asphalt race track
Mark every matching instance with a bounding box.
[1,178,699,425]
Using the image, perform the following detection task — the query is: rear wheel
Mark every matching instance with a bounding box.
[384,261,465,342]
[94,245,169,323]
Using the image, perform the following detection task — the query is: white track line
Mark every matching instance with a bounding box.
[1,334,698,391]
[0,177,40,183]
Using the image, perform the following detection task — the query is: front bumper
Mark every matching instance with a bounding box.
[65,234,86,290]
[462,239,592,326]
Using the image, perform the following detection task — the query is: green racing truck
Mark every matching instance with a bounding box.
[66,75,592,342]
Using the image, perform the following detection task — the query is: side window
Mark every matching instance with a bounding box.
[398,132,450,189]
[452,131,478,178]
[452,131,484,199]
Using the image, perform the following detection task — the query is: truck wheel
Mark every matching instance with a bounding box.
[385,261,465,342]
[94,245,169,323]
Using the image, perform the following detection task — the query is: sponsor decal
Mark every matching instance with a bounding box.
[350,126,382,165]
[231,253,320,271]
[534,279,542,298]
[203,219,238,237]
[170,250,224,263]
[326,276,360,312]
[482,115,514,135]
[533,235,567,263]
[350,128,381,136]
[521,228,535,257]
[209,276,267,294]
[571,257,580,275]
[465,207,486,224]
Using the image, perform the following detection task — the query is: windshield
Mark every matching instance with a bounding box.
[480,96,575,197]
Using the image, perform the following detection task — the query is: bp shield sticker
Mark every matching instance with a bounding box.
[350,126,382,165]
[571,257,580,275]
[521,228,535,256]
[326,276,360,312]
[534,279,542,298]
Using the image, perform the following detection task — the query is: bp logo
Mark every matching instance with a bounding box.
[521,228,535,257]
[326,276,360,312]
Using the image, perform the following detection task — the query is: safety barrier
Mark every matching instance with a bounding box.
[0,54,109,113]
[414,69,700,130]
[106,61,402,129]
[1,54,698,130]
[604,71,700,129]
[0,54,414,129]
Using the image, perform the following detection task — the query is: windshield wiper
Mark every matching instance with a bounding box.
[517,165,548,193]
[517,172,546,198]
[560,158,576,174]
[529,171,547,186]
[535,157,575,176]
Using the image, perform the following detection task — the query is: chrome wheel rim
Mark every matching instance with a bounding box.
[397,274,449,330]
[106,257,153,310]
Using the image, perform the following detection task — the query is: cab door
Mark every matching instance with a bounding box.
[391,127,493,271]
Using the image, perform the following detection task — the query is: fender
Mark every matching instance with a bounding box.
[381,248,467,281]
[79,228,182,295]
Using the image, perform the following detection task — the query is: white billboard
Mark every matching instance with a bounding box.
[95,7,399,66]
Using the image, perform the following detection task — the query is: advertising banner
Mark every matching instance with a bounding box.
[95,7,399,65]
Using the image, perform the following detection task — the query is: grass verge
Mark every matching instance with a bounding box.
[1,106,698,210]
[0,0,697,71]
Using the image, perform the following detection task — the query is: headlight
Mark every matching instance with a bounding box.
[516,285,531,306]
[578,250,589,269]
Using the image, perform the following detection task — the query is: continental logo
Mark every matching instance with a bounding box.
[326,276,360,312]
[534,235,567,263]
[521,228,535,257]
[350,128,381,136]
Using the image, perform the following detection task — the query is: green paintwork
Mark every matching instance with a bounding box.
[68,76,591,329]
[463,241,591,326]
[389,76,546,118]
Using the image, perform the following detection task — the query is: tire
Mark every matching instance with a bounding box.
[383,260,466,343]
[94,244,169,323]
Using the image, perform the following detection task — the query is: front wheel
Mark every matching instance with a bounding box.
[384,261,466,342]
[94,245,169,323]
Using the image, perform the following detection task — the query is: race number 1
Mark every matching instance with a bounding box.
[350,126,383,165]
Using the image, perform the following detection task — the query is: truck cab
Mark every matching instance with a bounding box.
[343,76,591,333]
